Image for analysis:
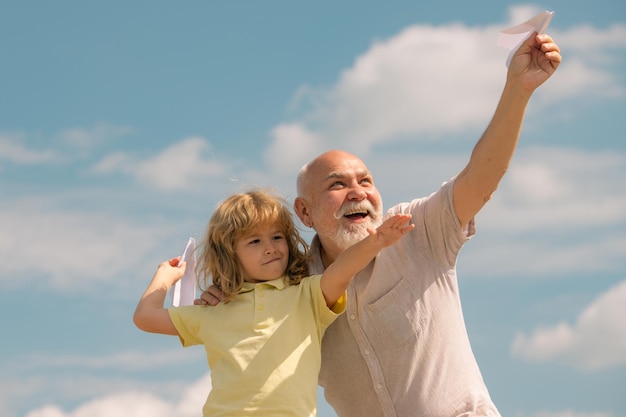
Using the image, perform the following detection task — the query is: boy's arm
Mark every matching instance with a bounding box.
[133,258,184,335]
[320,213,414,307]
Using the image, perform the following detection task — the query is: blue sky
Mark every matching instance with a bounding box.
[1,1,625,416]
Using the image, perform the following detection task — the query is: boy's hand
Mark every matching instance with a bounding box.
[369,213,414,247]
[154,257,186,288]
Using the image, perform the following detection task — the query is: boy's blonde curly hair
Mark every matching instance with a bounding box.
[195,189,310,302]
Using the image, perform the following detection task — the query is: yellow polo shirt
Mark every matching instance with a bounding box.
[169,274,345,417]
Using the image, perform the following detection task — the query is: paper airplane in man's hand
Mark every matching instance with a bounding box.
[497,10,554,67]
[170,237,197,307]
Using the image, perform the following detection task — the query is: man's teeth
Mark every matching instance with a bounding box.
[345,212,367,218]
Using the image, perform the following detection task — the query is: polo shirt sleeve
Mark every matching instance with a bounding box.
[307,274,346,333]
[331,293,347,314]
[168,305,205,347]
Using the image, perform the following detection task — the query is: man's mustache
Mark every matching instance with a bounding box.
[333,201,379,220]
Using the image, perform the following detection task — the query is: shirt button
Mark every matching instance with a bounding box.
[376,383,383,390]
[364,349,370,355]
[258,305,265,311]
[349,314,356,320]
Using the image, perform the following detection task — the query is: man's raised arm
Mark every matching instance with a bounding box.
[454,33,561,228]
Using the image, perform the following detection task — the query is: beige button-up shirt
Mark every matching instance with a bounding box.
[314,180,501,417]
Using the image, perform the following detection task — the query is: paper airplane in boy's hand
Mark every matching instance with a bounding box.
[170,237,197,307]
[497,10,554,67]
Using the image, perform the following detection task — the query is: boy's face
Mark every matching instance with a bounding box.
[235,225,289,282]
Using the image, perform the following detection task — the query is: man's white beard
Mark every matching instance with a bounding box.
[333,217,383,251]
[331,200,383,251]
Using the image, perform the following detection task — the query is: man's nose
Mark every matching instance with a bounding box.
[347,186,367,200]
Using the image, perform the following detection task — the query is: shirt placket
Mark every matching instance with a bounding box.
[254,284,269,321]
[346,282,397,417]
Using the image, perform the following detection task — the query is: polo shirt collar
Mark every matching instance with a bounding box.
[240,276,288,293]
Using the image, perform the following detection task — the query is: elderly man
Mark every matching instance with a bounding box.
[202,32,561,416]
[292,32,560,416]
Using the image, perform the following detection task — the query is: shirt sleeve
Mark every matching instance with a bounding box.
[168,305,205,347]
[306,274,346,335]
[388,178,474,269]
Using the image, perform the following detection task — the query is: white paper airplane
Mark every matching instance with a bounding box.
[170,237,197,307]
[497,10,554,67]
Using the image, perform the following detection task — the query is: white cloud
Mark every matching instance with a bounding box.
[0,197,174,292]
[265,123,326,175]
[93,137,231,191]
[0,124,134,168]
[505,4,545,25]
[24,373,211,417]
[552,21,626,56]
[11,349,204,372]
[514,12,626,103]
[511,280,626,370]
[506,8,626,104]
[25,391,181,417]
[482,146,626,233]
[0,133,58,164]
[4,140,624,296]
[57,123,133,148]
[358,145,626,280]
[449,145,626,278]
[133,138,228,191]
[272,6,626,158]
[461,231,626,279]
[543,57,624,102]
[284,22,504,154]
[365,151,468,204]
[0,0,622,316]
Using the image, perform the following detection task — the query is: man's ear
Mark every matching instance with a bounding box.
[294,197,311,227]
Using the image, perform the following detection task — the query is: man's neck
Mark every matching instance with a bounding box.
[318,239,341,269]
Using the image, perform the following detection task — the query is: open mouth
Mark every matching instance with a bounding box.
[343,210,369,220]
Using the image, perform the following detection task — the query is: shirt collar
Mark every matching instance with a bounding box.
[240,276,288,293]
[308,235,325,275]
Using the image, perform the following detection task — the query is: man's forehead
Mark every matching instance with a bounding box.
[317,156,369,175]
[322,168,371,182]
